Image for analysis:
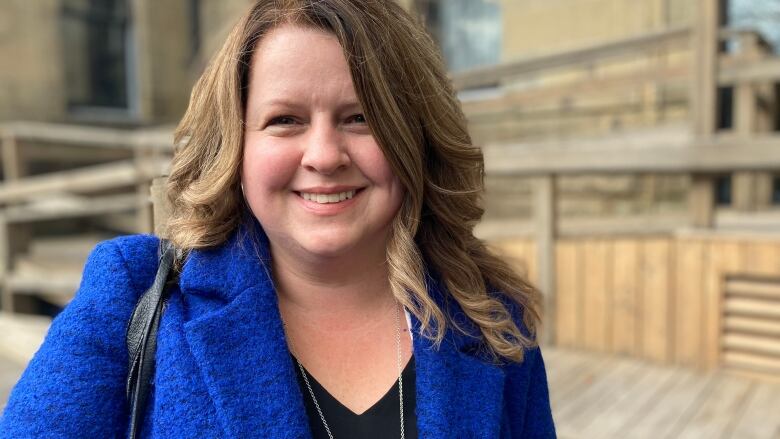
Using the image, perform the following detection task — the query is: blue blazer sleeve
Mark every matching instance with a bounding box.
[0,239,156,438]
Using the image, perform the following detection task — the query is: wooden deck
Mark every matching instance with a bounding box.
[1,319,779,438]
[545,347,780,439]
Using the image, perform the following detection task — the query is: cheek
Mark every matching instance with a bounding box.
[242,138,298,193]
[357,146,405,209]
[355,142,399,186]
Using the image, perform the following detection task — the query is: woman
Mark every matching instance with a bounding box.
[0,1,555,438]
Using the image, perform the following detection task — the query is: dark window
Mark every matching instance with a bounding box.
[189,0,201,63]
[774,84,780,131]
[61,0,131,109]
[772,175,780,205]
[717,86,734,130]
[715,175,732,206]
[421,0,501,73]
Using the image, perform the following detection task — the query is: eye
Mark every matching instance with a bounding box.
[347,113,367,124]
[268,116,297,126]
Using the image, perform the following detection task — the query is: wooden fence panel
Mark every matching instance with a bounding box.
[674,239,708,367]
[492,233,780,373]
[582,239,612,352]
[741,241,780,276]
[612,239,641,356]
[493,239,535,281]
[555,240,580,347]
[640,238,674,363]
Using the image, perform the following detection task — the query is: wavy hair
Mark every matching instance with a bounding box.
[166,0,542,363]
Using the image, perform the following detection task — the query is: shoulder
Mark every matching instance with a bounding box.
[81,234,161,292]
[43,234,163,362]
[66,234,162,324]
[85,234,160,272]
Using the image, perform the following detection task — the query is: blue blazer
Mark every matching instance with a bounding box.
[0,222,556,438]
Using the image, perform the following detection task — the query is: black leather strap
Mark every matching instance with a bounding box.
[125,240,177,439]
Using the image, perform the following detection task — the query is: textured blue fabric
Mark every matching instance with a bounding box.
[0,220,556,438]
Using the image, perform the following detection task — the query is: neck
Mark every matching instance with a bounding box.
[271,242,396,331]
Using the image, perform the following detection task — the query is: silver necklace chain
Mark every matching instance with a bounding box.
[291,303,405,439]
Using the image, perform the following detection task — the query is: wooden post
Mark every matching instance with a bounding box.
[134,148,154,234]
[129,0,152,122]
[0,132,17,311]
[0,215,12,313]
[691,0,720,138]
[733,32,763,135]
[1,132,22,182]
[732,172,757,211]
[688,0,720,228]
[150,176,170,238]
[690,175,715,228]
[533,175,556,345]
[732,32,772,213]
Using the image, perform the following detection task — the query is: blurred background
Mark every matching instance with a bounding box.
[1,0,779,437]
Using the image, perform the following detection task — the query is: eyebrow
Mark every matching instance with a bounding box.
[258,98,363,112]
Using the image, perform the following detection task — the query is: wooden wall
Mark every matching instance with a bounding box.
[492,233,780,372]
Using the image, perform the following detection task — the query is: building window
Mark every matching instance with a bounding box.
[716,86,734,130]
[715,175,732,206]
[61,0,131,110]
[726,0,780,54]
[772,175,780,205]
[189,0,201,63]
[419,0,501,73]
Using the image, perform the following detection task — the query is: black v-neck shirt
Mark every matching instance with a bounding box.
[292,354,418,439]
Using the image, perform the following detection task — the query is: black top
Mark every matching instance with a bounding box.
[292,354,418,439]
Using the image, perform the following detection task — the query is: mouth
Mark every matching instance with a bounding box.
[295,188,365,204]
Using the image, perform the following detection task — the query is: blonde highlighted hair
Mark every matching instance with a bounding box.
[166,0,542,363]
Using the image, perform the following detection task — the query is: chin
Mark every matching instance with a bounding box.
[298,236,358,259]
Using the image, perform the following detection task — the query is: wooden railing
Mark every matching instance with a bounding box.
[450,26,692,90]
[467,18,780,374]
[0,122,172,312]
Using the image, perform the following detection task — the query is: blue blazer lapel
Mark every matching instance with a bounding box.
[179,221,312,438]
[183,283,312,438]
[411,279,506,438]
[178,220,506,438]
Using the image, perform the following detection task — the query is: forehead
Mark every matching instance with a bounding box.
[248,24,354,95]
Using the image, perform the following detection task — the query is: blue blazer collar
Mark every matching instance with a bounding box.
[178,221,505,438]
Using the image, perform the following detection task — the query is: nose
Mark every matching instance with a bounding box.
[300,119,351,175]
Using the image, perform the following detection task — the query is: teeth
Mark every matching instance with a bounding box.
[300,190,356,204]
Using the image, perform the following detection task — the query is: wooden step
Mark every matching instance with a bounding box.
[6,268,81,300]
[725,278,780,300]
[722,351,780,375]
[0,312,51,365]
[26,234,108,260]
[724,297,780,320]
[723,333,780,357]
[724,315,780,338]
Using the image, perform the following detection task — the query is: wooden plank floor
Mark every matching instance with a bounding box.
[544,347,780,439]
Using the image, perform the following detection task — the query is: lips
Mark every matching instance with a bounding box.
[299,189,356,203]
[294,187,366,208]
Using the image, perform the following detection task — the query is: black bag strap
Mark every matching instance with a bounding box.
[125,240,178,439]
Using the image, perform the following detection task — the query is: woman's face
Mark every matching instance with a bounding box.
[242,24,404,262]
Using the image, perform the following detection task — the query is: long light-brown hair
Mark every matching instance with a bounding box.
[166,0,542,363]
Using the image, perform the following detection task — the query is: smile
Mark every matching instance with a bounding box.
[297,189,361,204]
